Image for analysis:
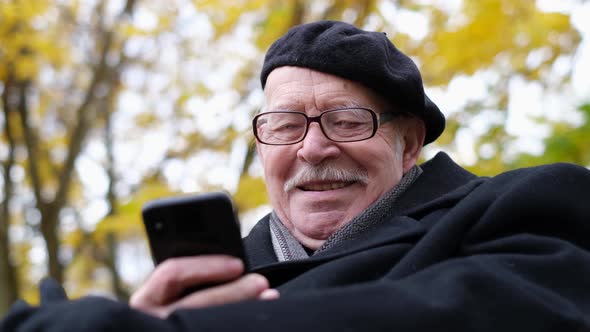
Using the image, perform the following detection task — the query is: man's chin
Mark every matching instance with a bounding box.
[291,211,348,244]
[290,207,355,237]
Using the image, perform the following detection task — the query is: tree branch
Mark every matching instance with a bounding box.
[51,35,113,215]
[15,80,44,208]
[37,0,137,282]
[47,0,137,290]
[51,0,136,215]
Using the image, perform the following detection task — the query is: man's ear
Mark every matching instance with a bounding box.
[401,118,426,173]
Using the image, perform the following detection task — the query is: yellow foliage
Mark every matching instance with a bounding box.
[435,117,460,146]
[94,182,178,243]
[234,175,268,212]
[12,242,40,305]
[191,0,266,38]
[93,213,145,244]
[255,2,295,49]
[0,0,68,80]
[133,112,160,128]
[65,248,102,297]
[418,0,578,86]
[121,24,154,37]
[62,229,84,249]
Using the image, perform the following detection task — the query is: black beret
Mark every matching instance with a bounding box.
[261,20,445,145]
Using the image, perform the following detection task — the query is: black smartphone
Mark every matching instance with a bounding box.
[141,191,248,270]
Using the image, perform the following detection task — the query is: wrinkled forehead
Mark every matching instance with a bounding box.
[263,67,391,113]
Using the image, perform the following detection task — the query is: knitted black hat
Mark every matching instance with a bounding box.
[261,21,445,145]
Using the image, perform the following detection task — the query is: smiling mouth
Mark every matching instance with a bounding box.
[298,181,355,192]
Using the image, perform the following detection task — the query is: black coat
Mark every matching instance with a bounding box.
[2,153,590,331]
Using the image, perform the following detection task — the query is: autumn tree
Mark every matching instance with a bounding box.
[0,0,139,310]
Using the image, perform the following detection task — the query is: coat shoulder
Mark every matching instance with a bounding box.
[490,162,590,197]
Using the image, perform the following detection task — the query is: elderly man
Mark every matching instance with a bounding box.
[2,20,590,332]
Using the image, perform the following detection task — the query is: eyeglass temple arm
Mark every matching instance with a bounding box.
[378,112,400,125]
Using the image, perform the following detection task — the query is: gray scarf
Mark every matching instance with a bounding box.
[270,165,422,261]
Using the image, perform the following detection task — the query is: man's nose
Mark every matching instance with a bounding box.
[296,123,341,165]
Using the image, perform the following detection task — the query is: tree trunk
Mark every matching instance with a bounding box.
[0,165,19,313]
[1,77,21,315]
[103,85,129,300]
[0,220,17,315]
[105,232,129,300]
[14,79,64,283]
[40,209,62,283]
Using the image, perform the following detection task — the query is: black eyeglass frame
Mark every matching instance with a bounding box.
[252,107,400,146]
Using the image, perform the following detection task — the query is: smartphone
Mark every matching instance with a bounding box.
[141,192,248,270]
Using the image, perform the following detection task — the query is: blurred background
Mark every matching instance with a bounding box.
[1,0,589,314]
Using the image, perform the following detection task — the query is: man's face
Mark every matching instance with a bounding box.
[256,67,422,249]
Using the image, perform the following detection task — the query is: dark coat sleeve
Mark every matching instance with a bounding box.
[0,297,179,332]
[0,279,175,332]
[2,163,590,331]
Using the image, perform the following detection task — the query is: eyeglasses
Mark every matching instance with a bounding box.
[252,107,399,145]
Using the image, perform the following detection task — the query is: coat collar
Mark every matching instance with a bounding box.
[243,214,276,268]
[395,152,478,214]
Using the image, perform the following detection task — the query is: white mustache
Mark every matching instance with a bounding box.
[284,164,369,192]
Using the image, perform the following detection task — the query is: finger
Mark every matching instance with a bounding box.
[130,255,244,309]
[167,274,270,313]
[258,288,280,301]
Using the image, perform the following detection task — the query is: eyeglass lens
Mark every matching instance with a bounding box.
[254,108,377,145]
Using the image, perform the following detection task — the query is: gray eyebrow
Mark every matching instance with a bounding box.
[329,100,364,109]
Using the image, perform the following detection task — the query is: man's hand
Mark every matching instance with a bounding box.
[129,255,279,318]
